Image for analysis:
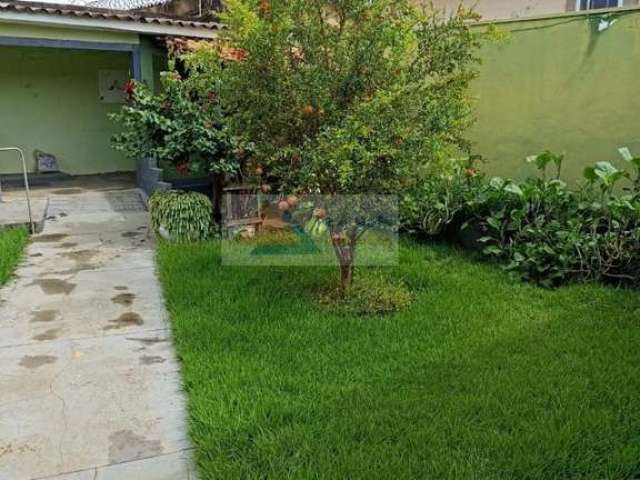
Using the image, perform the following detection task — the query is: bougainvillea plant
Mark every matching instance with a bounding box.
[109,48,250,220]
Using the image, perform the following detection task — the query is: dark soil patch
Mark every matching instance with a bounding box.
[57,242,79,249]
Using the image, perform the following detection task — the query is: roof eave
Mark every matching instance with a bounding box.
[0,9,220,39]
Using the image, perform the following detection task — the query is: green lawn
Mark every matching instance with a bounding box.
[157,239,640,480]
[0,227,28,286]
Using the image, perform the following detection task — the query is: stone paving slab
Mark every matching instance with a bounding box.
[0,267,169,347]
[41,450,196,480]
[19,243,153,278]
[0,330,190,480]
[11,226,152,277]
[0,188,194,480]
[41,214,150,237]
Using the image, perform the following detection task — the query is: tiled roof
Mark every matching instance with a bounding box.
[87,0,168,10]
[0,0,222,30]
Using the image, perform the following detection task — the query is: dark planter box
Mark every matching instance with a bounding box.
[136,157,170,196]
[169,177,212,198]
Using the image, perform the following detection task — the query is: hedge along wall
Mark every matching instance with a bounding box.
[470,7,640,183]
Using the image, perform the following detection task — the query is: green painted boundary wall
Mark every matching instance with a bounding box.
[470,9,640,182]
[0,23,161,175]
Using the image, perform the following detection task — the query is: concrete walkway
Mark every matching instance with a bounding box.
[0,187,195,479]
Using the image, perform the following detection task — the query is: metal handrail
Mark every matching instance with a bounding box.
[0,147,35,233]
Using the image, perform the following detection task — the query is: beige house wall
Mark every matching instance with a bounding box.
[432,0,639,20]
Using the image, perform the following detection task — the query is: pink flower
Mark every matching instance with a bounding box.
[123,80,135,98]
[176,162,189,175]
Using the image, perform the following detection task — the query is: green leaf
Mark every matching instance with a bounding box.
[489,177,505,189]
[503,182,524,197]
[583,166,598,183]
[483,246,502,256]
[512,252,525,262]
[618,147,633,162]
[487,217,502,230]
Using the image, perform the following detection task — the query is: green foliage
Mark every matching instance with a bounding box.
[109,60,242,177]
[526,150,564,180]
[402,151,640,287]
[618,147,640,193]
[401,156,482,236]
[319,271,412,316]
[214,0,484,287]
[148,190,214,242]
[231,2,482,195]
[469,154,640,287]
[584,161,629,197]
[0,227,28,286]
[471,175,585,287]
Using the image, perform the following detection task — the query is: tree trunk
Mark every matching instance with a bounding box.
[340,265,353,292]
[340,261,353,291]
[332,228,358,292]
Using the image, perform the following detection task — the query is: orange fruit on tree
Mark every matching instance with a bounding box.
[258,0,271,14]
[286,195,299,207]
[313,207,327,219]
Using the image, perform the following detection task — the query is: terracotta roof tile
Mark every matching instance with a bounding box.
[0,0,223,30]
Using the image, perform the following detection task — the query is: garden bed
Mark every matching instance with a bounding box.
[156,239,640,479]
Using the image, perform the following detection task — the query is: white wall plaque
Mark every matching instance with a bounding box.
[98,70,128,104]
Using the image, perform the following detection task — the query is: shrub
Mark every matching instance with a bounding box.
[470,175,585,286]
[468,153,640,287]
[149,190,214,242]
[110,73,241,179]
[109,55,249,220]
[215,0,485,290]
[402,150,640,288]
[400,156,483,237]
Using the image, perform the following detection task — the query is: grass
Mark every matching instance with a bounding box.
[0,227,28,286]
[156,239,640,480]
